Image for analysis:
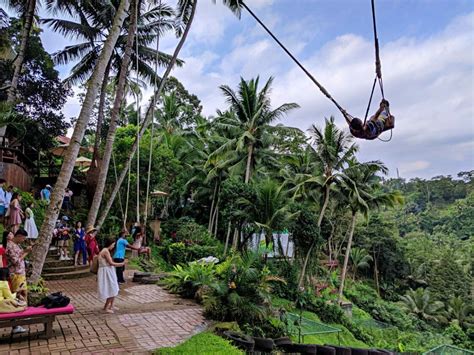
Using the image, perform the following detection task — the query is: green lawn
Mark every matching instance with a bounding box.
[155,332,244,355]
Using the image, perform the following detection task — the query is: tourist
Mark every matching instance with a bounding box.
[0,231,12,268]
[9,192,24,234]
[85,226,100,266]
[40,185,52,204]
[0,179,7,227]
[114,229,140,284]
[6,229,29,333]
[62,187,73,212]
[97,237,126,314]
[131,226,151,260]
[58,216,72,261]
[24,202,39,242]
[73,221,87,266]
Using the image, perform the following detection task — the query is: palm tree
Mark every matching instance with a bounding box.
[217,76,299,183]
[29,0,131,283]
[96,0,246,229]
[448,296,473,329]
[337,160,403,301]
[296,117,357,288]
[96,0,199,229]
[3,0,37,104]
[350,247,372,280]
[399,288,447,324]
[87,0,180,225]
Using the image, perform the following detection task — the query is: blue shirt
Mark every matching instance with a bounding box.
[41,188,51,201]
[114,238,129,259]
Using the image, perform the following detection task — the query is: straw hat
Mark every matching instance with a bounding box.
[86,226,97,234]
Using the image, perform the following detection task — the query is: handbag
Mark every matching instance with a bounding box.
[40,292,70,309]
[90,255,99,274]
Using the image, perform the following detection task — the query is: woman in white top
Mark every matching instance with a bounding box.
[24,202,39,241]
[97,237,127,313]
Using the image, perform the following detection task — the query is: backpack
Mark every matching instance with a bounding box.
[90,255,99,274]
[40,292,70,309]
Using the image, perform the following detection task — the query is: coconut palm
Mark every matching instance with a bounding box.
[3,0,37,103]
[216,76,299,183]
[337,160,403,301]
[399,288,447,324]
[29,0,131,283]
[350,247,372,280]
[296,117,357,288]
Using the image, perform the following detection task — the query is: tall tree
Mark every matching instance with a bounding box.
[29,0,131,283]
[338,161,403,301]
[96,0,199,229]
[296,117,357,288]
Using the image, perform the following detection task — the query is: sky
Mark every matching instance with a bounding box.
[17,0,474,179]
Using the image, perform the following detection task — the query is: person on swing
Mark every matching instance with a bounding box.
[347,99,393,140]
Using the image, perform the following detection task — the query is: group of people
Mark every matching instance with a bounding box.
[0,180,39,240]
[40,184,74,212]
[96,225,150,313]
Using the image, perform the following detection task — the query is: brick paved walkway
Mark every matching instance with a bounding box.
[0,270,206,354]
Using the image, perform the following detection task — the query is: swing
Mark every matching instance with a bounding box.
[241,0,394,141]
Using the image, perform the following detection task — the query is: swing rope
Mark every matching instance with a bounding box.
[135,0,141,224]
[112,151,126,227]
[241,2,350,120]
[143,0,162,232]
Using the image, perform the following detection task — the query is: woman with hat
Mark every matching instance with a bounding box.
[85,226,100,266]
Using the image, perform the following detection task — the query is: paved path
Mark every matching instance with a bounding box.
[0,270,206,354]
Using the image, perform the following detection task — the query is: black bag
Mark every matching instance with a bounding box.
[40,292,70,309]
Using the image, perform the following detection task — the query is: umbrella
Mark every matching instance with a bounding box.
[50,144,88,157]
[75,156,92,168]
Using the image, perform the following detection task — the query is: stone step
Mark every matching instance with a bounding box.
[42,268,92,281]
[43,264,89,274]
[44,259,75,268]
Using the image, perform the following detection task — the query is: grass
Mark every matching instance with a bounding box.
[155,332,244,355]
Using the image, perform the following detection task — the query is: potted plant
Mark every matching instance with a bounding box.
[27,278,49,306]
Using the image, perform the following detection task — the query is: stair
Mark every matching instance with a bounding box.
[41,247,92,281]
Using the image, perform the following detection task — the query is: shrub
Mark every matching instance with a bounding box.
[267,261,299,300]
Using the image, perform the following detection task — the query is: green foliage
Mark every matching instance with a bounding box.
[156,332,243,355]
[399,288,447,325]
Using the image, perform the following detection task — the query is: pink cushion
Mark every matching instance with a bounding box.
[0,304,74,319]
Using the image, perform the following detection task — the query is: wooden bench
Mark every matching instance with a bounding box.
[0,304,74,338]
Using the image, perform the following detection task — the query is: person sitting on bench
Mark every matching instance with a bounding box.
[347,99,393,140]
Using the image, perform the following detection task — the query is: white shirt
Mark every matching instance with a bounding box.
[0,188,6,207]
[4,191,12,206]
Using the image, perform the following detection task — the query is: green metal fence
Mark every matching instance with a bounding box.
[423,344,474,355]
[285,312,341,344]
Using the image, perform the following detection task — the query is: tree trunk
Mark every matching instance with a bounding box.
[223,220,231,256]
[297,184,331,288]
[213,205,219,237]
[338,212,357,302]
[86,1,138,228]
[244,143,253,184]
[86,62,111,202]
[6,0,36,104]
[231,227,239,250]
[29,0,131,283]
[96,0,197,229]
[374,250,380,296]
[208,181,218,232]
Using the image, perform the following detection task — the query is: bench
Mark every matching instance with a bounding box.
[0,304,74,338]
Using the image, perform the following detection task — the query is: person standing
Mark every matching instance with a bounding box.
[24,202,39,242]
[9,193,24,234]
[0,180,7,227]
[97,237,126,314]
[62,188,73,212]
[57,216,71,261]
[40,185,52,204]
[85,226,100,266]
[73,221,87,266]
[113,229,139,284]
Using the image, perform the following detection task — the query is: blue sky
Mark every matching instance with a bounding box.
[9,0,474,179]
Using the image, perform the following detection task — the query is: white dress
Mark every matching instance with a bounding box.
[24,208,39,239]
[97,253,119,300]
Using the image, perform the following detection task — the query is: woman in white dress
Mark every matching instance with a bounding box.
[97,237,127,313]
[24,202,38,241]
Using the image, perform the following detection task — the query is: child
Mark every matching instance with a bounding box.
[24,202,39,242]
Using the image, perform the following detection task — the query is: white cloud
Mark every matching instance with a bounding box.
[400,161,431,175]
